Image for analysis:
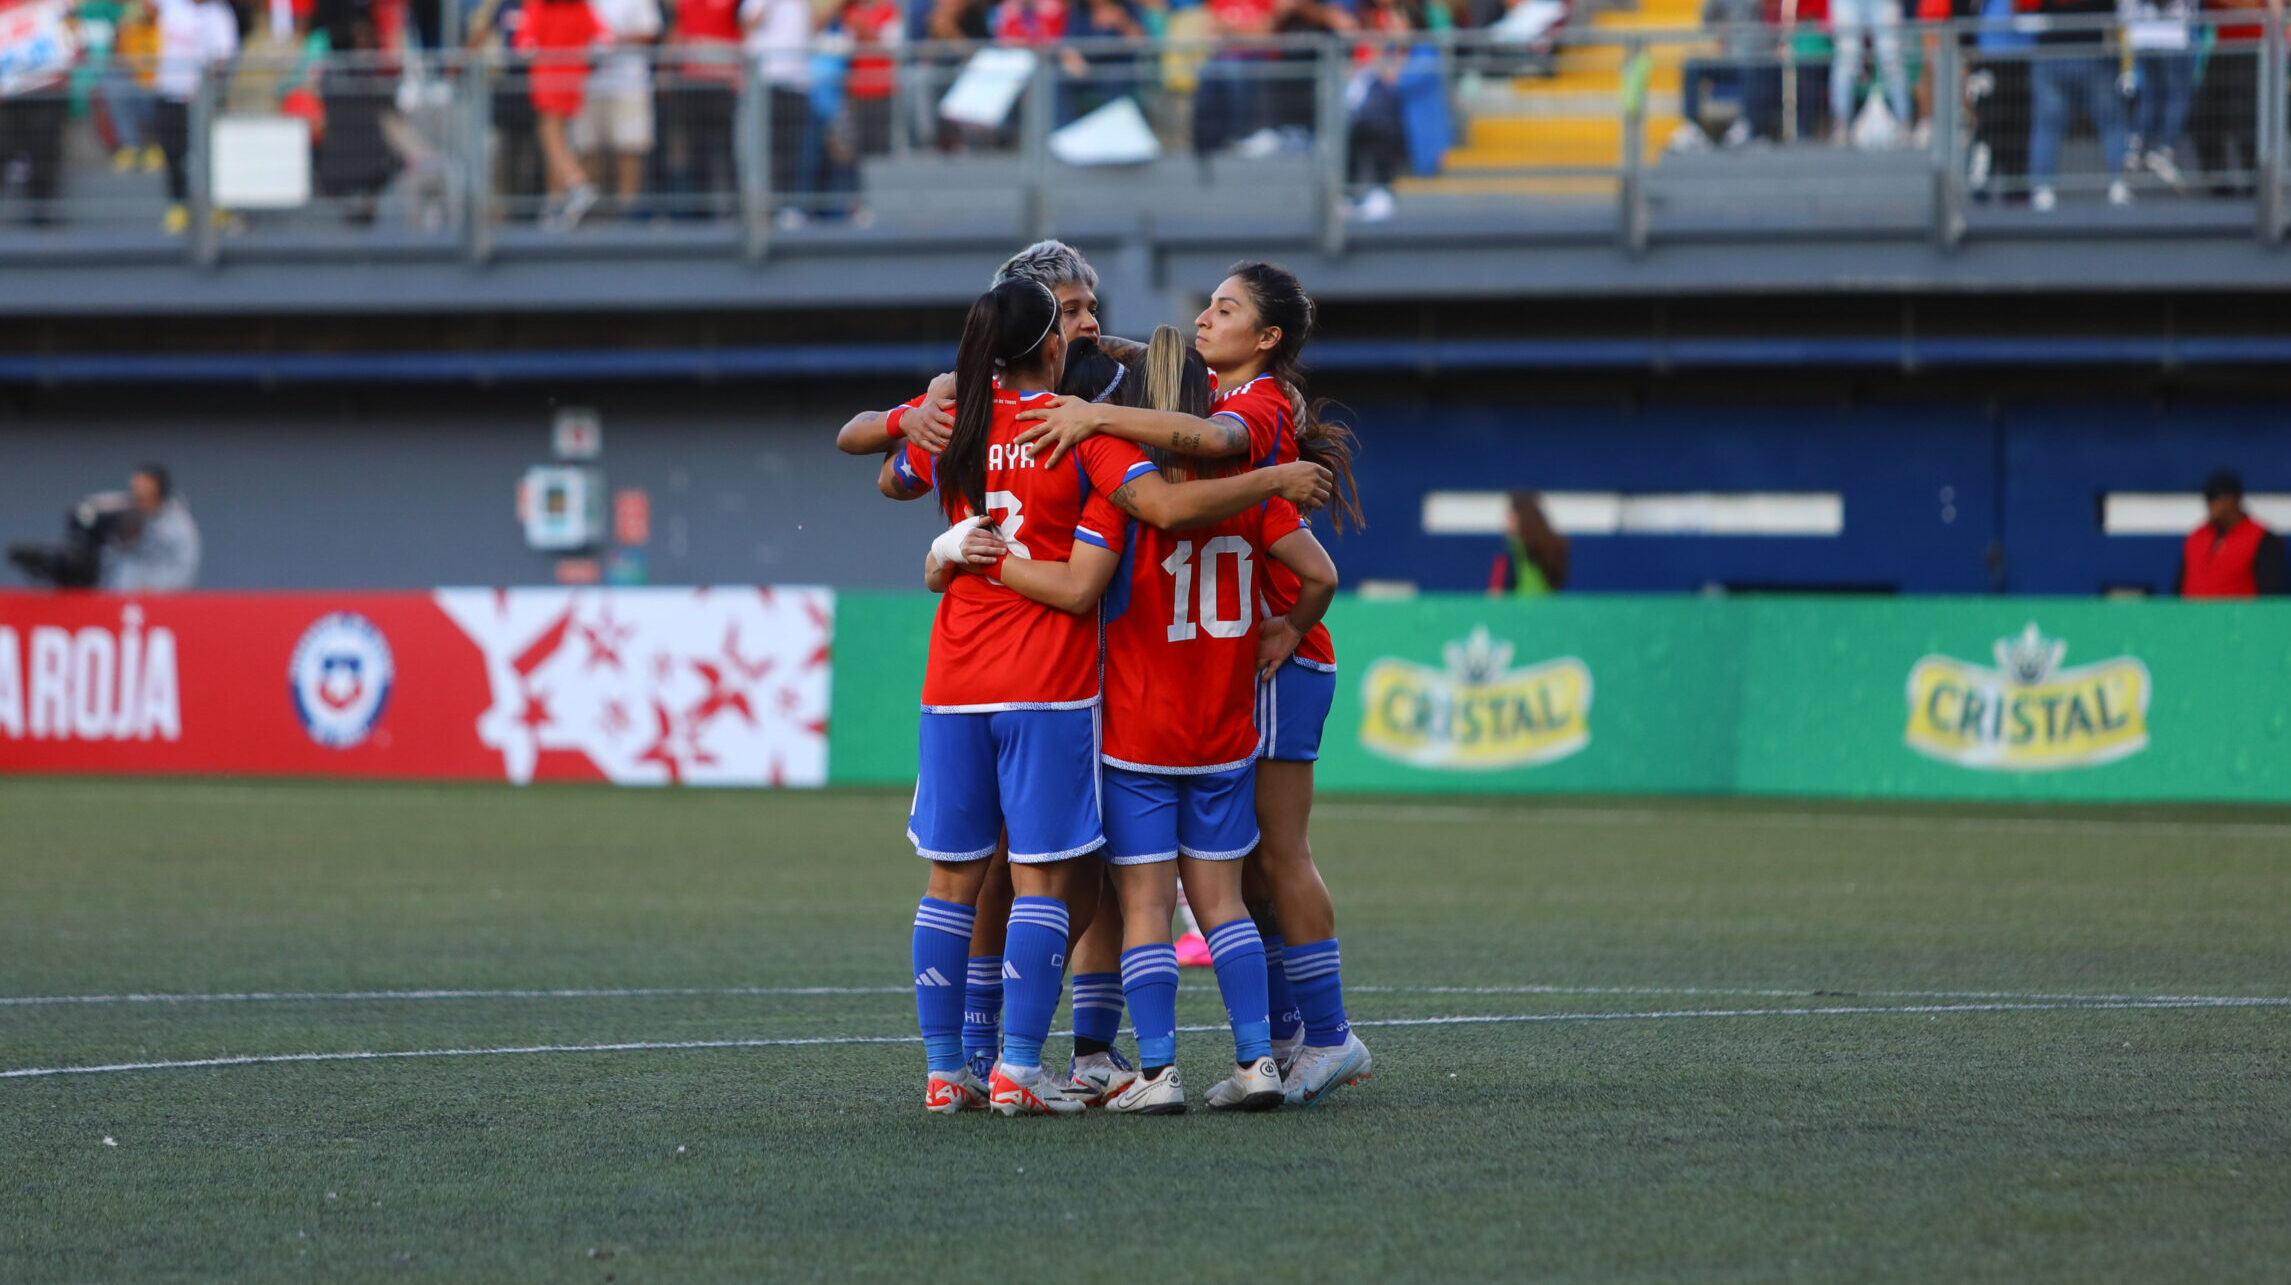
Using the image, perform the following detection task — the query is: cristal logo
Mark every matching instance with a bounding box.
[289,612,395,750]
[0,605,182,742]
[1904,622,2150,771]
[1358,626,1592,771]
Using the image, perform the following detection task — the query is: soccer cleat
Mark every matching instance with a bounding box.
[1271,1032,1305,1079]
[924,1066,988,1114]
[1066,1047,1137,1108]
[1282,1033,1373,1109]
[988,1063,1086,1117]
[1104,1065,1187,1115]
[1174,931,1213,968]
[1205,1056,1284,1112]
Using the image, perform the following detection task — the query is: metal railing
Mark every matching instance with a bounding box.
[0,17,2285,263]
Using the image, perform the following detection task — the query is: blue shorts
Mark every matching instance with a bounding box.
[908,707,1105,864]
[1101,762,1259,865]
[1255,659,1337,763]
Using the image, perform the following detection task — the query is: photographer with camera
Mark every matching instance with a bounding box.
[8,465,202,591]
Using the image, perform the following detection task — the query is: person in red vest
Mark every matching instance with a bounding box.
[2178,470,2285,598]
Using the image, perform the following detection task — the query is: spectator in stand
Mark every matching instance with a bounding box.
[466,0,544,211]
[1272,0,1351,136]
[1060,0,1144,123]
[663,0,740,215]
[1680,0,1780,146]
[302,0,400,225]
[929,0,992,40]
[517,0,603,229]
[576,0,660,216]
[1828,0,1908,143]
[990,0,1066,44]
[100,0,166,175]
[2124,0,2191,188]
[2189,0,2262,193]
[743,0,812,223]
[1937,0,2032,199]
[2178,471,2285,598]
[0,0,75,224]
[1194,0,1275,155]
[1488,491,1568,596]
[2027,0,2128,210]
[105,464,201,592]
[152,0,237,234]
[841,0,901,157]
[1346,0,1409,221]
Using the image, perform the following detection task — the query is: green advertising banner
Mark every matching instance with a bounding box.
[829,593,2291,803]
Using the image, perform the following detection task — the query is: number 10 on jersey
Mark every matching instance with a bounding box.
[1163,536,1253,643]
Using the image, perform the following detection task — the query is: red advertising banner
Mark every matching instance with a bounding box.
[0,588,832,785]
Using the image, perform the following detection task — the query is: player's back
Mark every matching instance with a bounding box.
[921,389,1125,712]
[1102,497,1302,770]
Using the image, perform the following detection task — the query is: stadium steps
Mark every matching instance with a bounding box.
[1427,0,1703,182]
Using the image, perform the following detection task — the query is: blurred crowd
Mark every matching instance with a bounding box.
[0,0,1507,229]
[1676,0,2278,208]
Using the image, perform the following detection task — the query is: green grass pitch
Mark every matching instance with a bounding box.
[4,778,2288,1281]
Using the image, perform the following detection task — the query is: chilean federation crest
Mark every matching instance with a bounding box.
[289,612,395,749]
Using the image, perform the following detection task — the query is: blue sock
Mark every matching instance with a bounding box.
[998,896,1070,1071]
[911,897,977,1073]
[1260,929,1303,1043]
[1120,942,1181,1069]
[1284,937,1350,1048]
[1070,971,1123,1052]
[963,955,1003,1069]
[1205,918,1273,1063]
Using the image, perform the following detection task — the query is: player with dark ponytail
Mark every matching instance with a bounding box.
[1189,261,1372,1108]
[897,279,1335,1117]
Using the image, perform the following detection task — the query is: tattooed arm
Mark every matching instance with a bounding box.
[1011,396,1250,468]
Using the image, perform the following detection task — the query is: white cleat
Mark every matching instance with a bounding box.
[1271,1033,1305,1079]
[1104,1065,1187,1115]
[988,1062,1086,1117]
[924,1066,988,1114]
[1205,1055,1285,1112]
[1282,1032,1373,1109]
[1067,1049,1137,1108]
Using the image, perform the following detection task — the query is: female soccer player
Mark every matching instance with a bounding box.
[1089,328,1339,1115]
[905,278,1331,1117]
[1009,262,1370,1107]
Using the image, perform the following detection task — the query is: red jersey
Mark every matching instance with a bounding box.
[517,0,603,109]
[990,0,1065,43]
[1210,374,1335,671]
[673,0,742,80]
[842,0,901,99]
[1103,497,1308,772]
[901,388,1157,711]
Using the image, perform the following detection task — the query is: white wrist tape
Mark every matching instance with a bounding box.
[930,516,991,569]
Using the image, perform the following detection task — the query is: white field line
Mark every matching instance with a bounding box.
[1311,802,2291,840]
[4,997,2286,1081]
[8,985,2291,1008]
[8,984,2290,1008]
[0,986,913,1008]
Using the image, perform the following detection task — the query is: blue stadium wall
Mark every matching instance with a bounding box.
[1,385,2279,594]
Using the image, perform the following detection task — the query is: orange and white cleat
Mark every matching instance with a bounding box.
[924,1066,989,1114]
[988,1062,1087,1116]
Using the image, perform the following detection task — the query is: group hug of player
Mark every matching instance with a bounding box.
[836,242,1369,1117]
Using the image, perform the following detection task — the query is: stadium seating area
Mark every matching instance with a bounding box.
[4,0,2288,254]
